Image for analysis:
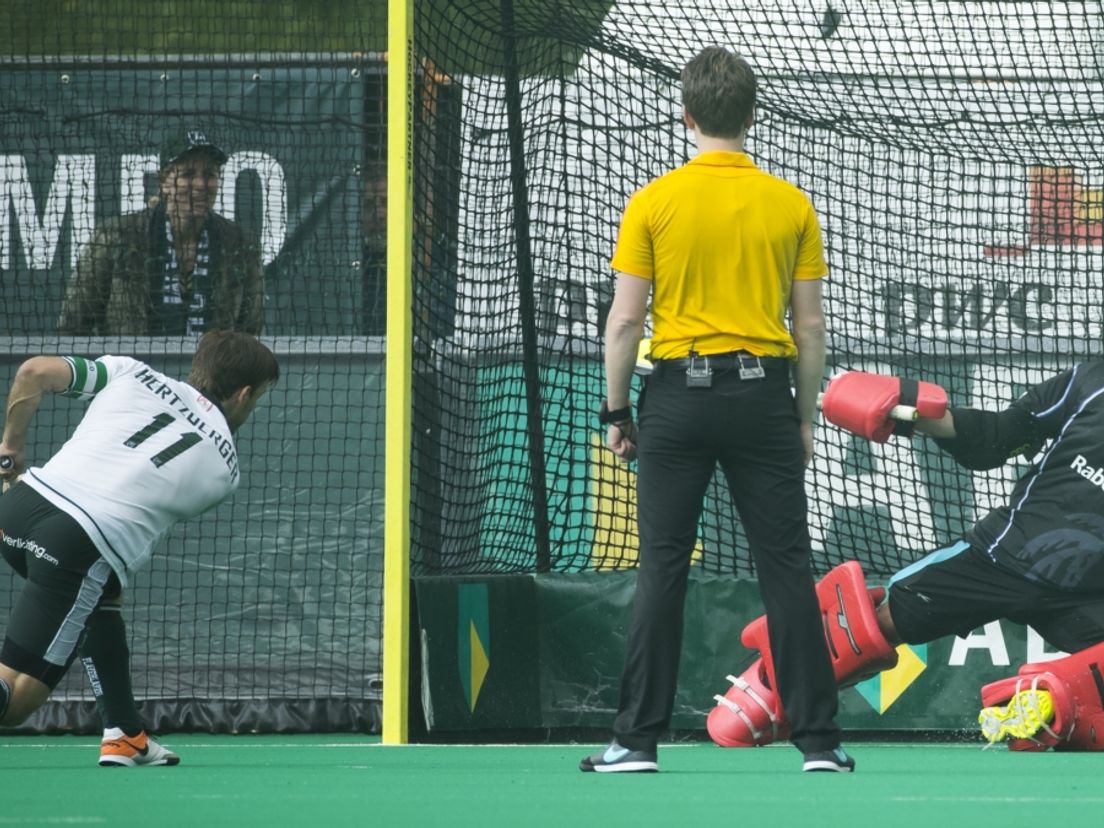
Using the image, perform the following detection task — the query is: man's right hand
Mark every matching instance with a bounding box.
[799,421,814,466]
[606,421,638,463]
[0,450,23,493]
[0,450,23,478]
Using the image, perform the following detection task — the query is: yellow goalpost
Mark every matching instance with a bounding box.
[382,0,414,745]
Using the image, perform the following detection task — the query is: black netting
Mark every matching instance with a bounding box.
[1,8,386,731]
[410,2,1104,577]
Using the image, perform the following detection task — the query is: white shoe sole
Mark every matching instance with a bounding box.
[99,748,180,767]
[803,759,854,772]
[593,760,658,773]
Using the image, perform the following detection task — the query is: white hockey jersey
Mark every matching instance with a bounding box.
[24,355,240,586]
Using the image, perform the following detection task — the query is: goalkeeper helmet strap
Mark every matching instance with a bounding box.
[0,676,10,721]
[892,378,919,437]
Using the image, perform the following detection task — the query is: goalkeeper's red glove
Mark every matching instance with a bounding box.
[821,371,947,443]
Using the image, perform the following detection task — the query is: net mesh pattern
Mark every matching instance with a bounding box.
[410,1,1104,577]
[0,6,387,731]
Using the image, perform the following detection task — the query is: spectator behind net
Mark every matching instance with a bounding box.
[57,130,264,336]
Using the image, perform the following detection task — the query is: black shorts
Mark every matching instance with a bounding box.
[888,539,1104,654]
[0,483,121,688]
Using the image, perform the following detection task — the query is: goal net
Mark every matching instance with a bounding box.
[409,1,1104,578]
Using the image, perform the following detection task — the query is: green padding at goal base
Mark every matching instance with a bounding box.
[414,571,1059,734]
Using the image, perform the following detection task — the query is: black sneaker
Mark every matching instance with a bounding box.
[579,740,658,773]
[802,747,855,773]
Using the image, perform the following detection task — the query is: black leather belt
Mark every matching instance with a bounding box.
[652,351,787,370]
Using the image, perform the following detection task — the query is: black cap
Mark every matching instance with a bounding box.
[161,130,228,168]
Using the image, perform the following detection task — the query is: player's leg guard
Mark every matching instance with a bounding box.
[706,657,790,747]
[1061,709,1104,752]
[1028,641,1104,751]
[979,641,1104,751]
[740,561,899,691]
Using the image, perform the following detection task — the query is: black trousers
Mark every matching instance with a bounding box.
[612,356,841,753]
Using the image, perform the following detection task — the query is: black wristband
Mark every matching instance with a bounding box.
[598,400,632,425]
[892,378,919,437]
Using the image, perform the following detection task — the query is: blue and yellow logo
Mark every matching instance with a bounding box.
[854,643,927,713]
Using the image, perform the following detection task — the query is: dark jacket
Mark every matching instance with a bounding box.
[937,362,1104,591]
[57,201,264,335]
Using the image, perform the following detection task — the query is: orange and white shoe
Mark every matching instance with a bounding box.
[99,728,180,767]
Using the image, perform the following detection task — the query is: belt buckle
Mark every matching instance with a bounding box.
[685,352,713,388]
[738,354,765,380]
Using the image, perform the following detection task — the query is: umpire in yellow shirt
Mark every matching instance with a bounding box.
[581,46,850,774]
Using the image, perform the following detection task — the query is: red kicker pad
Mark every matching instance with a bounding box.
[739,562,899,694]
[706,657,790,747]
[981,641,1104,752]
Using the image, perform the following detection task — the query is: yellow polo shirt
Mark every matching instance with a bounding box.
[610,151,827,360]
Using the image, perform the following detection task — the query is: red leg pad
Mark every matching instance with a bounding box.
[1020,642,1104,751]
[740,562,899,692]
[706,658,790,748]
[1019,641,1104,704]
[739,614,775,691]
[1057,710,1104,751]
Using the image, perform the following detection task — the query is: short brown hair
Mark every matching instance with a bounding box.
[681,47,757,139]
[187,331,279,401]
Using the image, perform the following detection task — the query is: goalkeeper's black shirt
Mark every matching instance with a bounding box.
[934,361,1104,593]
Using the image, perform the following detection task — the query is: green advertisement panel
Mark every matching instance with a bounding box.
[0,61,371,335]
[415,572,1064,736]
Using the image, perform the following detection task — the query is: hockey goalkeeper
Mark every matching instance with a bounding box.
[709,367,1104,752]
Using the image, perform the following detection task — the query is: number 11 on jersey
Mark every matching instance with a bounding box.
[124,414,203,468]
